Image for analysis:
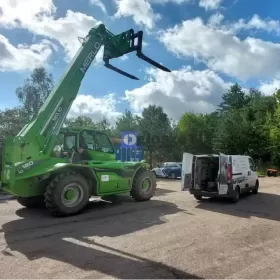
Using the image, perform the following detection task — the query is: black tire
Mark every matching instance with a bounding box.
[230,186,240,203]
[194,194,203,201]
[44,171,90,217]
[130,169,156,201]
[170,172,176,179]
[16,196,45,208]
[252,180,259,194]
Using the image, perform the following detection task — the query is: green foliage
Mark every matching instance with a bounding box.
[0,107,27,143]
[113,110,140,136]
[15,67,54,120]
[138,105,173,168]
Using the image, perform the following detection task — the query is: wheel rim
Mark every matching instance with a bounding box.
[61,183,84,207]
[171,173,175,179]
[142,178,152,193]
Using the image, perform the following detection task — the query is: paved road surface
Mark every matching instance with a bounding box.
[1,177,280,278]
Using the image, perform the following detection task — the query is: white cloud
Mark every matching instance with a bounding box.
[160,17,280,80]
[0,0,101,61]
[113,0,191,29]
[90,0,107,14]
[199,0,222,10]
[0,0,55,27]
[27,10,101,60]
[228,14,280,34]
[150,0,191,4]
[259,79,280,96]
[69,93,121,121]
[124,66,230,120]
[208,12,224,26]
[114,0,161,29]
[0,35,53,71]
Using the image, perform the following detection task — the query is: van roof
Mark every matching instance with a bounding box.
[194,154,250,158]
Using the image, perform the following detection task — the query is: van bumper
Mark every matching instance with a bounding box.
[189,182,235,198]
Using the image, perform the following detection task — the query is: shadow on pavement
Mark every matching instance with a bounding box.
[154,188,177,196]
[195,192,280,222]
[1,197,199,279]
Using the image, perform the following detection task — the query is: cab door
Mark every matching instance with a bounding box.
[219,153,229,195]
[248,157,257,187]
[181,153,196,191]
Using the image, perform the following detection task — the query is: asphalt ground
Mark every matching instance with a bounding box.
[0,177,280,279]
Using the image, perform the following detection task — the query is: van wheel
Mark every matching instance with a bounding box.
[252,180,259,194]
[194,195,203,201]
[170,172,176,179]
[230,186,240,203]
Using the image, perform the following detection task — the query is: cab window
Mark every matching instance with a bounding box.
[64,134,76,150]
[95,132,114,153]
[248,158,256,171]
[80,130,95,150]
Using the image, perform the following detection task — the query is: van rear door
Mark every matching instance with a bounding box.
[181,153,195,191]
[219,153,229,195]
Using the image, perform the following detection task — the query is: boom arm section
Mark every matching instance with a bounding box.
[4,24,171,165]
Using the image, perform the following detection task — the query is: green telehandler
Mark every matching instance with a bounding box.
[0,24,171,217]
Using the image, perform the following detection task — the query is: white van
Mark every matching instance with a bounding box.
[181,153,259,202]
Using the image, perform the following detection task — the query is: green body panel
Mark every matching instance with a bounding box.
[0,23,168,199]
[1,154,143,197]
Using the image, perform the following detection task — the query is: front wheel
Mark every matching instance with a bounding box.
[252,180,259,194]
[130,169,156,201]
[44,171,90,217]
[170,172,176,179]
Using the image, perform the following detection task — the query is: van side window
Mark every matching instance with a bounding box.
[248,158,256,171]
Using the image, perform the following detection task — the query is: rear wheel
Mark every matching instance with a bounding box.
[44,171,90,217]
[194,194,203,201]
[17,196,45,208]
[230,186,240,203]
[252,180,259,194]
[130,169,156,201]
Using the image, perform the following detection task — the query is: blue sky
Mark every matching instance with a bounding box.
[1,0,280,121]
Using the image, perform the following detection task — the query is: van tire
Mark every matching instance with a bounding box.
[230,186,240,203]
[170,172,176,179]
[194,194,203,201]
[252,180,259,194]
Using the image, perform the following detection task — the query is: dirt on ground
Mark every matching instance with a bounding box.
[0,177,280,279]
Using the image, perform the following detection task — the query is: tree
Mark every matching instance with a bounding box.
[218,83,249,111]
[178,112,217,154]
[65,116,97,129]
[16,67,54,120]
[114,110,140,137]
[0,107,27,144]
[96,117,114,137]
[138,105,172,168]
[213,88,273,161]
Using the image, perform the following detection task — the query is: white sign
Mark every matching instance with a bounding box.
[101,175,109,182]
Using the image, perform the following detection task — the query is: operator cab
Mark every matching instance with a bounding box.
[53,128,115,161]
